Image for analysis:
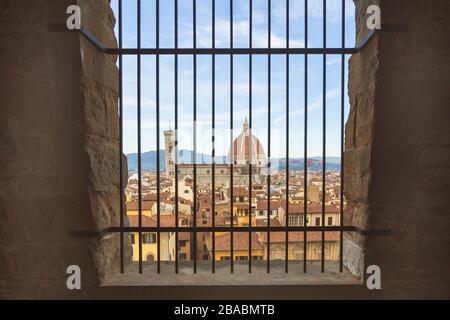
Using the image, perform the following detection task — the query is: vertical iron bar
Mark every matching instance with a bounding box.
[175,0,179,274]
[230,0,234,273]
[248,0,253,274]
[303,0,308,273]
[339,0,345,273]
[119,0,124,274]
[285,0,290,274]
[156,0,161,274]
[212,0,216,273]
[267,0,271,274]
[321,0,326,273]
[193,0,197,274]
[137,0,143,274]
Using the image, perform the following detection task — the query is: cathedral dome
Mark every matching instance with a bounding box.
[228,118,266,166]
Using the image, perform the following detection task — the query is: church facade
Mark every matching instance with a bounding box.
[164,119,267,186]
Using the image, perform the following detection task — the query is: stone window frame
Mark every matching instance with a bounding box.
[80,0,380,296]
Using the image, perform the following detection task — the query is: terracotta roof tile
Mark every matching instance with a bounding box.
[258,231,339,243]
[205,232,263,252]
[255,219,282,227]
[126,200,154,211]
[127,214,176,227]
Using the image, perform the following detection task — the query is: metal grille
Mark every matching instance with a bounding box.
[104,0,378,275]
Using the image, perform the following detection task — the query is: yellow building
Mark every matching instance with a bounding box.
[259,231,340,261]
[204,232,263,261]
[126,200,153,217]
[234,203,256,227]
[128,215,157,262]
[127,214,176,262]
[278,204,341,227]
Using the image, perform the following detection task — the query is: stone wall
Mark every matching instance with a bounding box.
[0,0,131,299]
[0,0,449,300]
[344,0,380,282]
[345,0,450,298]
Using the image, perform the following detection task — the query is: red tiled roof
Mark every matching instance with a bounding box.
[234,202,251,210]
[127,214,175,227]
[256,200,284,210]
[126,200,154,211]
[227,186,258,197]
[195,214,238,227]
[255,219,282,227]
[205,232,263,252]
[258,231,339,243]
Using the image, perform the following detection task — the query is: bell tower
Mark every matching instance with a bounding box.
[164,127,175,178]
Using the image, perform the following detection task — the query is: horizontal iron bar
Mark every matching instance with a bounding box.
[111,226,348,232]
[107,226,392,235]
[69,225,391,237]
[104,47,359,55]
[48,24,378,55]
[48,24,108,51]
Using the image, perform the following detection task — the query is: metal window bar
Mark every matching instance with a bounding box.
[229,0,234,274]
[322,0,327,273]
[211,0,216,274]
[248,0,253,274]
[340,0,346,274]
[64,0,383,275]
[118,0,124,274]
[303,0,308,274]
[174,0,179,274]
[156,0,162,275]
[285,0,290,274]
[267,0,271,274]
[193,0,198,274]
[137,0,143,274]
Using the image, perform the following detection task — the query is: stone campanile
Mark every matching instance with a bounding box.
[164,128,175,177]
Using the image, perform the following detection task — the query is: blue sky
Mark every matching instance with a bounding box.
[110,0,356,159]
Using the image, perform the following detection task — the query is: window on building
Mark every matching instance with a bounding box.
[328,217,333,226]
[143,234,156,244]
[315,217,321,226]
[289,216,298,226]
[235,256,249,261]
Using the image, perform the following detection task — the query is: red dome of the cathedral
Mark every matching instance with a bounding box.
[228,118,266,166]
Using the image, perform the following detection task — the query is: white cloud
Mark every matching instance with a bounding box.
[274,87,341,123]
[275,0,355,22]
[180,16,305,49]
[326,57,342,66]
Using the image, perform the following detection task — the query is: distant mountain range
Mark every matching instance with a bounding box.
[126,150,340,172]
